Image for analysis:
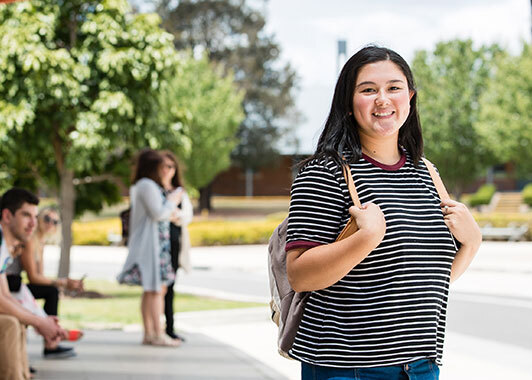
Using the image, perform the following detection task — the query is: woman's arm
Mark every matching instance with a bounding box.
[287,203,386,292]
[137,179,177,221]
[172,192,193,226]
[441,199,482,283]
[35,247,44,276]
[20,239,55,286]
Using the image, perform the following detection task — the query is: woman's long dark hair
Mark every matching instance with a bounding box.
[132,148,163,186]
[160,150,183,189]
[302,45,423,169]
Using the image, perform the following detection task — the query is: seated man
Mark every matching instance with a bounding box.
[0,188,70,379]
[5,206,83,353]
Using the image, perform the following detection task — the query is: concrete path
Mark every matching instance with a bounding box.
[31,242,532,380]
[27,327,288,380]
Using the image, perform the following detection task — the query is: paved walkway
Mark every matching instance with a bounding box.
[29,242,532,379]
[28,327,288,380]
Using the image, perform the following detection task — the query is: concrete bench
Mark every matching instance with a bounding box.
[480,224,528,241]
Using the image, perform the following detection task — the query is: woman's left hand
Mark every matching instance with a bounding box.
[66,278,84,292]
[441,199,482,248]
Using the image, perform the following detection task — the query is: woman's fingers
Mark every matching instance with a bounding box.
[440,199,459,208]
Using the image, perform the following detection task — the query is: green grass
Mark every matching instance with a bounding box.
[54,279,265,330]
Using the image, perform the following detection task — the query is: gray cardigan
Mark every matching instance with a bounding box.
[118,178,177,291]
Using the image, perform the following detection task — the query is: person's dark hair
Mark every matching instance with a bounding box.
[160,150,183,189]
[0,188,40,218]
[132,149,164,186]
[302,45,423,169]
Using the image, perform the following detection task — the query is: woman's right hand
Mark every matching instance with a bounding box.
[349,202,386,246]
[167,188,183,204]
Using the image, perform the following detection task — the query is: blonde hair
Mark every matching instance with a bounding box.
[36,206,61,244]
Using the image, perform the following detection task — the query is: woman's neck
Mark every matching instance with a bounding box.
[360,135,401,165]
[36,229,46,242]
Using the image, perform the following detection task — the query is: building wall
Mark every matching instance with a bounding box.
[211,155,301,196]
[212,156,526,196]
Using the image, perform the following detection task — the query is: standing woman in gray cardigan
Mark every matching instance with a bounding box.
[117,149,182,347]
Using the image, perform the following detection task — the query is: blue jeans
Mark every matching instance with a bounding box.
[301,359,440,380]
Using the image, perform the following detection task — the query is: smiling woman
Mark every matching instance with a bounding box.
[284,45,482,380]
[352,61,414,148]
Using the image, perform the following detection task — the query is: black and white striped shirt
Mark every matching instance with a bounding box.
[285,151,457,368]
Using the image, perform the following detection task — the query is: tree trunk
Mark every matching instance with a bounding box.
[198,184,212,212]
[58,168,75,278]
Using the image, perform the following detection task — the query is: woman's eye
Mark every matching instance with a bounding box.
[361,88,375,93]
[389,86,401,91]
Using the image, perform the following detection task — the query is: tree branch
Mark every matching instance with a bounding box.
[73,174,119,186]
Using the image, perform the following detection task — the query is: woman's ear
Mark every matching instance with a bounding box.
[409,90,415,101]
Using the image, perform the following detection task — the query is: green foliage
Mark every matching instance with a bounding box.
[161,53,244,191]
[468,184,496,207]
[71,216,285,246]
[412,39,502,195]
[75,180,122,216]
[188,218,283,246]
[0,0,186,274]
[523,183,532,207]
[72,218,120,246]
[476,43,532,177]
[0,0,182,210]
[156,0,300,171]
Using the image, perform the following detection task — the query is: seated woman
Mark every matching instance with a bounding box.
[6,207,83,359]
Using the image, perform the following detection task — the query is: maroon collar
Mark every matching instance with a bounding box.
[362,151,406,171]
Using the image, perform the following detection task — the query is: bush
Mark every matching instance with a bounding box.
[468,184,496,207]
[473,212,532,240]
[72,219,121,246]
[72,215,287,246]
[523,183,532,207]
[188,218,284,246]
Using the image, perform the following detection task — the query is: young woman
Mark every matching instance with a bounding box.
[159,150,193,342]
[285,46,481,379]
[117,149,182,347]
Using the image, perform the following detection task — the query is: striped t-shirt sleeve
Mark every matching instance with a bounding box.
[286,159,347,251]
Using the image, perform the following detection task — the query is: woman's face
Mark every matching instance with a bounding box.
[352,60,414,141]
[41,211,59,235]
[159,157,176,187]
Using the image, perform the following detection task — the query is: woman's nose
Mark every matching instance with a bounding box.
[375,90,390,106]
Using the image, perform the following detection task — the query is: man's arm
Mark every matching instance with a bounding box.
[0,273,61,341]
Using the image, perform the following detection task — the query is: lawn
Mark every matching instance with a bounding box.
[55,279,265,330]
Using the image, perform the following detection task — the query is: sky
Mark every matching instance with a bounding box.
[134,0,532,154]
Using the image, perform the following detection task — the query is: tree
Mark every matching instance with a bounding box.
[0,0,182,277]
[155,0,299,206]
[160,52,245,209]
[476,43,532,178]
[411,39,502,196]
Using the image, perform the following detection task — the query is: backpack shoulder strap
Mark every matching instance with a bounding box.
[341,164,362,208]
[421,157,450,202]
